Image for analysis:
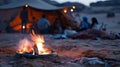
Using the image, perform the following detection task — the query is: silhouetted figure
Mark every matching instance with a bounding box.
[20,6,28,33]
[52,18,63,34]
[90,17,99,30]
[90,17,105,31]
[30,17,37,34]
[78,16,90,31]
[37,15,50,34]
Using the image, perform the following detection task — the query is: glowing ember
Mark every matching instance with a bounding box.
[17,34,52,55]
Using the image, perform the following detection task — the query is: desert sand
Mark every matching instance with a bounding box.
[0,33,120,67]
[0,12,120,67]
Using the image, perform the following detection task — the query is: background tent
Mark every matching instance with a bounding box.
[0,0,73,33]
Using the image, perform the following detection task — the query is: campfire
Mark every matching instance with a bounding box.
[16,34,56,58]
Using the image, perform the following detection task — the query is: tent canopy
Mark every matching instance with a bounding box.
[0,0,64,10]
[0,0,74,33]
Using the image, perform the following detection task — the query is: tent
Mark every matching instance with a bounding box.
[0,0,73,33]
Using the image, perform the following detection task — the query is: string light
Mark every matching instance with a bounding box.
[70,9,74,12]
[23,25,25,29]
[64,9,67,13]
[72,5,76,9]
[25,4,28,7]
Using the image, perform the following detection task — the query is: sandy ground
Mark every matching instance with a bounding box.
[0,33,120,67]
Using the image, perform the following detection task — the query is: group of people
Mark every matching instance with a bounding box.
[77,16,104,31]
[20,6,116,39]
[64,16,116,39]
[30,15,116,39]
[64,16,102,35]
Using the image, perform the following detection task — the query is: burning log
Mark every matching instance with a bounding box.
[33,44,39,55]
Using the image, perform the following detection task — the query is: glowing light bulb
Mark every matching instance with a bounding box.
[70,9,74,12]
[64,9,67,13]
[72,6,76,9]
[25,4,28,7]
[23,25,25,29]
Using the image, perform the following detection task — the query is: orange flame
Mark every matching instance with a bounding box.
[31,29,35,35]
[31,34,51,55]
[17,38,34,54]
[17,34,51,55]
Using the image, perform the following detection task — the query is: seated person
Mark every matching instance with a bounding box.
[90,17,104,31]
[29,17,39,34]
[78,16,90,31]
[89,17,115,39]
[52,18,63,34]
[37,15,50,34]
[90,17,99,30]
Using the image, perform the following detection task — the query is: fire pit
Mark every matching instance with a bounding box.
[15,34,57,59]
[15,51,57,59]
